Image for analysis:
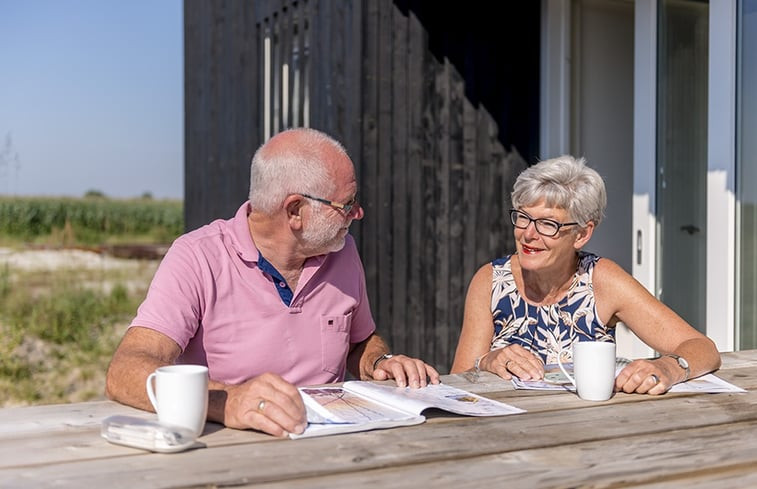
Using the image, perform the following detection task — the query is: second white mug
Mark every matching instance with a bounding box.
[557,341,616,401]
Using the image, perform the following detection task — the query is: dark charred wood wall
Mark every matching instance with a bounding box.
[184,0,540,372]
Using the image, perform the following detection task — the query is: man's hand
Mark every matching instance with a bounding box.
[372,354,441,388]
[212,372,307,437]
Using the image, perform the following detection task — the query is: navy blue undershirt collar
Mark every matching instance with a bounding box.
[257,254,294,306]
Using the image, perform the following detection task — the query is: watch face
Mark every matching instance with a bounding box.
[678,356,689,369]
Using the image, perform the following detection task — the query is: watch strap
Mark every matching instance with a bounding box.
[664,353,690,382]
[372,353,394,372]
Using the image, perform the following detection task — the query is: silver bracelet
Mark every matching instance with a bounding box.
[474,354,484,373]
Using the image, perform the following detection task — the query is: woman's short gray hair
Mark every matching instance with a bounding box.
[511,155,606,227]
[248,128,347,215]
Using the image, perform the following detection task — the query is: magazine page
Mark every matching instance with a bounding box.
[343,381,525,417]
[668,374,746,393]
[512,358,632,391]
[512,361,746,394]
[289,386,424,439]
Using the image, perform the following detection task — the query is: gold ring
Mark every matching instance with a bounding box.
[257,399,266,412]
[505,360,514,370]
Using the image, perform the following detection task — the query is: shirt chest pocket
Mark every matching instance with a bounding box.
[320,313,352,375]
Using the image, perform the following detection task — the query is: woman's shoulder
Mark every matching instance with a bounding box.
[588,254,638,292]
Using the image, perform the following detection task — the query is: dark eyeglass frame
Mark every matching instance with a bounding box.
[509,209,578,237]
[300,193,358,214]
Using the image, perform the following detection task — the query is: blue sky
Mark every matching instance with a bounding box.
[0,0,183,199]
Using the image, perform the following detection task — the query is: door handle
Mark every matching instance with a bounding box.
[680,225,701,235]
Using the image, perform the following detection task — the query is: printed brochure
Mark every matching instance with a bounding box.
[290,381,525,439]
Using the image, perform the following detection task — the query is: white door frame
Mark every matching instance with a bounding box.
[540,0,572,158]
[707,0,737,352]
[630,0,658,359]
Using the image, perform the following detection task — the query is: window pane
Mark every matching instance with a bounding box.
[738,1,757,348]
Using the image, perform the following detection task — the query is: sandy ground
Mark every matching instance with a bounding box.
[0,247,151,271]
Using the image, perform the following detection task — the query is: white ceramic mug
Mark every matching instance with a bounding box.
[146,364,209,437]
[557,341,616,401]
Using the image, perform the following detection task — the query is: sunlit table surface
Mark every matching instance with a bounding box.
[2,350,757,489]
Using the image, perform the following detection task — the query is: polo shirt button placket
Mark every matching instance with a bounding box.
[289,299,303,314]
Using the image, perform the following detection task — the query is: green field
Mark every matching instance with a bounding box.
[0,196,183,246]
[0,196,182,406]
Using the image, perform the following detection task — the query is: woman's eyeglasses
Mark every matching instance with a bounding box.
[509,209,578,237]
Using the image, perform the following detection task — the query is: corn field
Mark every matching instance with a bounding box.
[0,196,183,245]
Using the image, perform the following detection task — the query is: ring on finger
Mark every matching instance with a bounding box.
[257,399,266,412]
[649,374,660,385]
[505,360,514,370]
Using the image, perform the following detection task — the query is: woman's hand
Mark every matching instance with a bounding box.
[478,344,545,380]
[614,357,685,395]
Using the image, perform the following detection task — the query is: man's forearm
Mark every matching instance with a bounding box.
[105,352,167,412]
[347,333,390,379]
[105,327,181,412]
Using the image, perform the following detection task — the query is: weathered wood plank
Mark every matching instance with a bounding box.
[3,379,755,488]
[223,419,757,489]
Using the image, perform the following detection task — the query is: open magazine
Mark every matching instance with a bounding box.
[512,358,746,394]
[290,381,525,439]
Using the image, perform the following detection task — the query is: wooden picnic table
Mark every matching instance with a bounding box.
[2,350,757,488]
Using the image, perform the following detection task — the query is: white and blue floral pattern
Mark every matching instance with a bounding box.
[490,252,614,364]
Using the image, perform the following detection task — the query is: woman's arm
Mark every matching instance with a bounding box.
[451,264,495,373]
[451,263,544,380]
[593,258,721,394]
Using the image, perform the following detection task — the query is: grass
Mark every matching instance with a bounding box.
[0,196,179,406]
[0,258,160,406]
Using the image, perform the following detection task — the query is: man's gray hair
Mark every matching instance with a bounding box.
[248,128,348,214]
[511,155,606,227]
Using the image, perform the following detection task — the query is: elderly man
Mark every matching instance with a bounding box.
[106,128,439,437]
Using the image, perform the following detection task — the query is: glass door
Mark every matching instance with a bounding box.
[655,0,709,333]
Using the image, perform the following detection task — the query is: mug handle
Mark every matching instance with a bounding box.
[557,350,577,388]
[145,372,159,411]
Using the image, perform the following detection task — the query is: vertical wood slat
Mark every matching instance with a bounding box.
[447,59,466,364]
[420,39,439,362]
[376,2,394,346]
[406,6,425,359]
[359,0,380,331]
[389,6,409,355]
[434,56,451,367]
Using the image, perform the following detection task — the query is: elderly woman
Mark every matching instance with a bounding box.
[451,155,721,394]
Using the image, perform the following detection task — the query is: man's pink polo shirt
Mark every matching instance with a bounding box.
[129,201,376,386]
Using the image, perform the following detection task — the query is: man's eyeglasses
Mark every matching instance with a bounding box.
[301,194,359,214]
[509,209,578,237]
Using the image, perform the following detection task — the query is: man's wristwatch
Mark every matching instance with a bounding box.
[664,354,690,382]
[372,353,394,371]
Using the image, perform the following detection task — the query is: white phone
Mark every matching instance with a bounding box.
[101,415,199,453]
